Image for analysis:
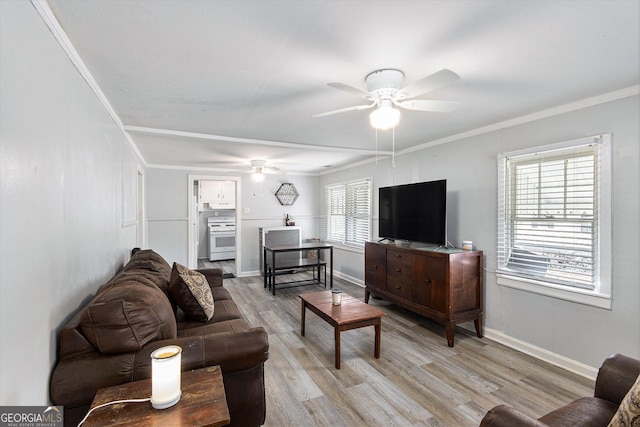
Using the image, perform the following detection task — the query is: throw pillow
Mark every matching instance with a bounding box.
[168,263,214,322]
[608,373,640,427]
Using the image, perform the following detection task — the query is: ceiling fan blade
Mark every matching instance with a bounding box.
[400,69,460,99]
[396,99,460,113]
[244,168,281,175]
[327,82,370,99]
[264,167,282,175]
[312,102,376,118]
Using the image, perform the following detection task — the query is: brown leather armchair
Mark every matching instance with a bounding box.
[479,353,640,427]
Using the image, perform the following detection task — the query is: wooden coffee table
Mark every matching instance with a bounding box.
[299,290,385,369]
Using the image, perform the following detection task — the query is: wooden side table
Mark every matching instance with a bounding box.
[84,365,230,427]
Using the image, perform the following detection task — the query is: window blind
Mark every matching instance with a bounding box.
[497,138,602,290]
[325,178,371,246]
[326,184,346,243]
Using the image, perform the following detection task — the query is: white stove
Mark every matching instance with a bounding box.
[207,217,236,261]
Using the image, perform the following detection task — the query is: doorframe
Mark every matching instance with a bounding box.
[187,175,241,273]
[136,166,146,248]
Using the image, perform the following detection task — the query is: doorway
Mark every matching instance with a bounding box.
[187,175,241,276]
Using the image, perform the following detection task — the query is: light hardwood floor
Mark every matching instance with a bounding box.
[222,271,594,427]
[198,259,235,275]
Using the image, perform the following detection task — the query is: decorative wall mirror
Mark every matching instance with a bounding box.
[275,183,299,206]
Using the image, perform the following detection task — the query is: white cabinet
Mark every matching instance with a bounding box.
[200,181,236,209]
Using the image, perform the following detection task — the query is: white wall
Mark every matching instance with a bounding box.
[0,2,141,405]
[242,174,319,273]
[2,5,634,409]
[146,168,318,274]
[146,168,191,265]
[319,93,640,370]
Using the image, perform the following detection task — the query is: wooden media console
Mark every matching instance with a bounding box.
[364,241,483,347]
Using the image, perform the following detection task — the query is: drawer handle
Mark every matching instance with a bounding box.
[394,286,401,290]
[396,268,401,272]
[426,279,432,284]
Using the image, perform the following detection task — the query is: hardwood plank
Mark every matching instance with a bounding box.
[224,274,596,426]
[348,357,435,424]
[302,395,351,427]
[346,382,413,426]
[267,334,324,401]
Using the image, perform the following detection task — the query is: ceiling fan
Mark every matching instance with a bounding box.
[201,159,282,181]
[248,159,281,182]
[313,69,460,129]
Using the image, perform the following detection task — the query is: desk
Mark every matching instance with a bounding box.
[264,242,333,295]
[84,366,230,427]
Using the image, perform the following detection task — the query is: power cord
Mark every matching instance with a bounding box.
[77,397,151,426]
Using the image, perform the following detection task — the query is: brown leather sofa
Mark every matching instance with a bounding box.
[479,353,640,427]
[50,249,269,427]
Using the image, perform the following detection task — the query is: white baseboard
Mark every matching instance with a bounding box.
[474,326,599,380]
[238,270,261,278]
[333,271,363,288]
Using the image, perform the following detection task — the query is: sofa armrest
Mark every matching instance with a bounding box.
[197,268,223,288]
[479,405,547,427]
[133,327,269,377]
[51,352,137,408]
[594,353,640,405]
[200,326,269,372]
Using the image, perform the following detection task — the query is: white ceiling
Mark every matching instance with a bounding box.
[46,0,639,175]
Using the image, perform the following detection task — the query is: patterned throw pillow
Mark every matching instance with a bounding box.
[608,373,640,427]
[168,263,215,322]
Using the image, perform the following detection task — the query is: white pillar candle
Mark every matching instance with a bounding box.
[150,345,182,409]
[332,290,342,305]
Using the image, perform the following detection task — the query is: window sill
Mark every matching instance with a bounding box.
[325,241,364,254]
[497,274,611,309]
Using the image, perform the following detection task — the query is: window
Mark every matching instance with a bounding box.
[497,135,612,308]
[325,178,372,247]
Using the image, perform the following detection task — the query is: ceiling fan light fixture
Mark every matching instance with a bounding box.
[250,160,266,182]
[369,101,400,130]
[251,170,265,182]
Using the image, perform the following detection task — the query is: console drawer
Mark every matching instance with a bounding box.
[386,249,412,299]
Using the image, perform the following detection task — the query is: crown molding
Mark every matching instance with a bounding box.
[124,126,391,156]
[401,85,640,155]
[30,0,147,166]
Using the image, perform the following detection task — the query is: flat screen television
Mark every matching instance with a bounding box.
[379,179,447,245]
